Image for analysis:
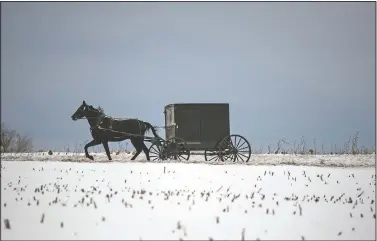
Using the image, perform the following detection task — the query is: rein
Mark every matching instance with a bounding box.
[77,116,137,121]
[78,116,166,129]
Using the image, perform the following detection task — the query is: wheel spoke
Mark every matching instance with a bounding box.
[228,138,235,148]
[235,136,242,148]
[150,148,160,153]
[239,146,250,151]
[238,152,249,160]
[179,150,189,160]
[208,154,219,162]
[150,151,161,157]
[222,138,231,149]
[148,143,166,161]
[207,155,215,161]
[225,155,234,162]
[205,149,220,162]
[150,145,160,152]
[237,141,247,150]
[149,151,158,156]
[165,137,190,161]
[221,155,228,162]
[213,156,220,162]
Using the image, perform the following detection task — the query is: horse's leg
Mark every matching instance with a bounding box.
[130,138,142,160]
[141,142,150,161]
[84,139,101,160]
[102,141,112,161]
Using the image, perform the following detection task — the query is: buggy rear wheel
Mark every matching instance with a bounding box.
[218,134,251,163]
[165,137,190,161]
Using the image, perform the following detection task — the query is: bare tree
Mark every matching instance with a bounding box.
[14,133,33,153]
[275,138,289,154]
[1,122,16,153]
[1,122,33,153]
[343,136,351,154]
[296,136,306,154]
[301,137,307,154]
[293,140,297,154]
[313,138,316,155]
[351,131,360,155]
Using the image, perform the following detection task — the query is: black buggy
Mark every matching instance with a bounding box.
[148,103,251,163]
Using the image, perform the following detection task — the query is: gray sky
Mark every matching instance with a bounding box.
[1,2,375,152]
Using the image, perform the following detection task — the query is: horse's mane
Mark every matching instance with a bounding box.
[97,106,104,115]
[88,105,105,116]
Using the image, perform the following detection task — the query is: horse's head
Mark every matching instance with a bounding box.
[71,100,102,121]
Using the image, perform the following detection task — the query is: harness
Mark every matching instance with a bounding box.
[99,116,114,130]
[90,115,143,136]
[82,105,144,136]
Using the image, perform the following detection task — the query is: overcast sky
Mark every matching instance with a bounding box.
[1,2,375,152]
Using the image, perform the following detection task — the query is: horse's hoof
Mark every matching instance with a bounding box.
[87,156,94,161]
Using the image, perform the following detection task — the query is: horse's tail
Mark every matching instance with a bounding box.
[143,122,160,138]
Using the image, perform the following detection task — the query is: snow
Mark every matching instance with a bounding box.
[1,154,376,240]
[1,152,375,167]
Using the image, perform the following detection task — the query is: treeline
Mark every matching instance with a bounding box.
[1,122,33,153]
[260,132,375,155]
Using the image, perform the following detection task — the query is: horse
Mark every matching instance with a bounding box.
[71,100,160,161]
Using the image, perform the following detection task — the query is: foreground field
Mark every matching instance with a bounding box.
[1,159,375,240]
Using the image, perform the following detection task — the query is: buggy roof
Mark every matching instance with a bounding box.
[164,103,229,108]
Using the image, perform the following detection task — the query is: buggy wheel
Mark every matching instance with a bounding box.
[204,140,222,162]
[204,149,221,162]
[218,134,251,163]
[165,137,190,161]
[148,139,166,161]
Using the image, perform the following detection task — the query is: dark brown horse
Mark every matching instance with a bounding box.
[71,101,160,161]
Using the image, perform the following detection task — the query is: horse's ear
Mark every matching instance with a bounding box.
[83,100,86,105]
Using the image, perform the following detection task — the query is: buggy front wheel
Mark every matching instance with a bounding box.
[165,137,190,161]
[148,139,166,161]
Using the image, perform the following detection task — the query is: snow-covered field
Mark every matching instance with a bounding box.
[1,153,376,240]
[1,152,376,167]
